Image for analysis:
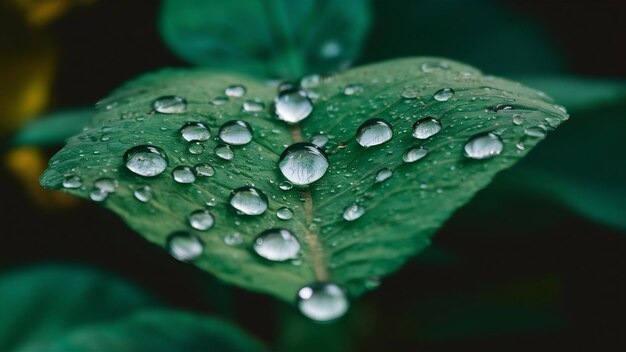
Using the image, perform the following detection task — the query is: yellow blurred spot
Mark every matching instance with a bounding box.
[14,0,95,26]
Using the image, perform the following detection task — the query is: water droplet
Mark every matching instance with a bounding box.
[464,132,503,159]
[224,232,243,246]
[153,95,186,114]
[167,232,203,262]
[525,126,547,138]
[278,143,329,186]
[89,188,108,202]
[421,61,450,72]
[412,117,442,140]
[276,207,293,220]
[253,228,300,261]
[188,209,214,231]
[356,119,393,147]
[194,163,214,177]
[215,145,234,160]
[300,75,320,88]
[297,282,349,322]
[94,178,118,193]
[100,134,110,142]
[375,168,393,183]
[489,103,514,112]
[400,87,419,99]
[402,147,428,163]
[344,84,363,96]
[218,120,253,146]
[188,142,204,155]
[433,88,454,101]
[210,96,229,105]
[512,114,524,125]
[311,134,329,148]
[172,165,196,183]
[134,185,152,202]
[123,145,168,177]
[279,181,293,191]
[62,174,82,189]
[230,187,268,215]
[243,99,265,112]
[225,84,246,97]
[274,89,313,124]
[180,122,210,142]
[343,203,365,221]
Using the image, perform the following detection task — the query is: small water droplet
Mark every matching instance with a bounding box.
[218,120,253,146]
[512,114,524,125]
[188,142,204,155]
[243,99,265,112]
[62,174,82,189]
[167,232,203,262]
[433,88,454,101]
[421,61,450,72]
[225,84,246,97]
[124,145,168,177]
[464,132,503,159]
[343,203,365,221]
[375,168,393,183]
[172,165,196,183]
[279,181,293,190]
[224,232,243,246]
[194,163,214,177]
[489,103,514,112]
[297,282,349,322]
[276,207,293,220]
[402,147,428,163]
[100,134,110,142]
[89,188,108,202]
[210,96,229,105]
[311,134,329,148]
[180,122,210,142]
[94,178,118,193]
[274,89,313,124]
[525,126,547,138]
[215,145,234,160]
[356,119,393,147]
[344,84,363,96]
[253,228,300,261]
[230,187,268,215]
[134,185,152,202]
[279,143,329,186]
[412,117,442,139]
[153,95,186,114]
[188,209,214,231]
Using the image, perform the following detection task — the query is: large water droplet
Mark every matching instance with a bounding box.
[218,120,253,146]
[153,95,186,114]
[167,232,203,262]
[188,209,214,231]
[230,187,268,215]
[274,89,313,124]
[194,163,214,177]
[375,168,393,183]
[172,165,196,183]
[278,143,329,186]
[464,132,503,159]
[402,147,428,163]
[412,117,442,140]
[297,282,349,322]
[253,228,300,261]
[225,84,246,97]
[356,119,393,147]
[133,185,152,202]
[433,88,454,101]
[343,203,365,221]
[215,145,234,160]
[62,174,82,189]
[124,145,168,177]
[276,207,293,220]
[180,122,210,142]
[243,99,265,112]
[525,126,547,138]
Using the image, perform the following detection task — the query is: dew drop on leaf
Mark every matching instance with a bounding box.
[356,118,393,147]
[276,207,293,220]
[512,114,524,125]
[194,163,214,177]
[172,165,196,183]
[242,99,265,112]
[62,174,82,189]
[218,120,253,146]
[274,89,313,124]
[133,185,152,202]
[94,178,119,193]
[524,125,547,138]
[464,132,504,159]
[344,84,363,96]
[230,187,268,215]
[279,181,293,191]
[123,145,168,177]
[89,188,108,202]
[253,228,300,261]
[187,142,204,155]
[224,232,243,246]
[421,61,450,72]
[489,103,514,112]
[188,209,214,231]
[343,203,365,221]
[375,168,393,183]
[215,144,234,160]
[153,95,187,114]
[310,134,329,148]
[412,117,442,140]
[402,147,428,163]
[297,282,349,322]
[167,231,203,262]
[210,96,229,105]
[225,84,246,97]
[278,143,329,186]
[433,88,455,101]
[180,122,211,142]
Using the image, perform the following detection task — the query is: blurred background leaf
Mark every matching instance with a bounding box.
[10,107,92,147]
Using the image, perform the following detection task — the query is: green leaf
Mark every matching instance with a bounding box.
[10,108,92,147]
[159,0,371,79]
[40,57,568,304]
[0,265,157,352]
[17,310,266,352]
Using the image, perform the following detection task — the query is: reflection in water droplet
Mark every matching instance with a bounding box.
[124,145,168,177]
[279,143,329,186]
[311,134,329,148]
[224,232,243,246]
[215,145,234,160]
[276,207,293,220]
[464,132,503,159]
[297,282,349,322]
[253,228,300,261]
[344,84,363,96]
[343,203,365,221]
[274,89,313,123]
[188,209,214,231]
[356,119,393,147]
[167,232,203,262]
[375,168,393,183]
[188,142,204,155]
[433,88,454,101]
[230,187,268,215]
[134,185,152,202]
[180,122,210,142]
[525,126,547,138]
[218,120,253,146]
[243,99,265,112]
[63,174,82,189]
[172,165,196,183]
[225,84,246,97]
[194,163,214,177]
[153,95,186,114]
[412,117,442,140]
[402,147,428,163]
[279,181,293,191]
